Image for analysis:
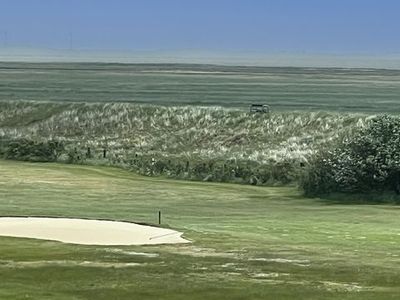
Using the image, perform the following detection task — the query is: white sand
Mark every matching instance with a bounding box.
[0,217,189,246]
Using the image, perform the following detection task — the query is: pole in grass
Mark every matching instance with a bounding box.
[158,210,162,225]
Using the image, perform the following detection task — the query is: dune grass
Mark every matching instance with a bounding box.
[0,160,399,299]
[0,100,367,185]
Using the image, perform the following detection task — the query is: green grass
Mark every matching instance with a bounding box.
[1,62,400,112]
[0,160,399,299]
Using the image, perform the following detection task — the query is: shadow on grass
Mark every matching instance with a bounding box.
[312,192,400,206]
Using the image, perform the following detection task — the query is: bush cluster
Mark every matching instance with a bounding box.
[302,115,400,195]
[129,155,299,185]
[0,138,64,162]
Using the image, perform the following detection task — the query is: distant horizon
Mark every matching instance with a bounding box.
[1,47,400,70]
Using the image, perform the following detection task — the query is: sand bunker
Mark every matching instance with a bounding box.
[0,217,189,246]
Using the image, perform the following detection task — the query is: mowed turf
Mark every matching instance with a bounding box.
[1,62,400,112]
[0,160,400,299]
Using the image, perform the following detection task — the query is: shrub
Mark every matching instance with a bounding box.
[3,139,64,162]
[302,115,400,195]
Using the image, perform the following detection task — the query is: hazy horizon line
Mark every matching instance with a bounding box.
[1,47,400,70]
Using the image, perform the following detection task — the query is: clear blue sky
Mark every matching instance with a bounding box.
[0,0,399,54]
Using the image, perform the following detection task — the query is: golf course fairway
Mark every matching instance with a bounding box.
[0,160,399,299]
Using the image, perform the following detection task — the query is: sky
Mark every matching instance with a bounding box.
[0,0,399,54]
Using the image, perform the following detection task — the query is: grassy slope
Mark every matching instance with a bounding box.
[0,101,365,165]
[0,160,399,299]
[1,62,400,112]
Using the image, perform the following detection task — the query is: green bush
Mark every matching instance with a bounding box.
[3,139,64,162]
[302,115,400,196]
[126,154,299,185]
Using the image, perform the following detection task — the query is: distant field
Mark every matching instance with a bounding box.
[1,160,400,299]
[1,62,400,112]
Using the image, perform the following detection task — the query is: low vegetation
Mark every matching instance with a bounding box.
[302,115,400,198]
[2,100,399,201]
[0,101,367,185]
